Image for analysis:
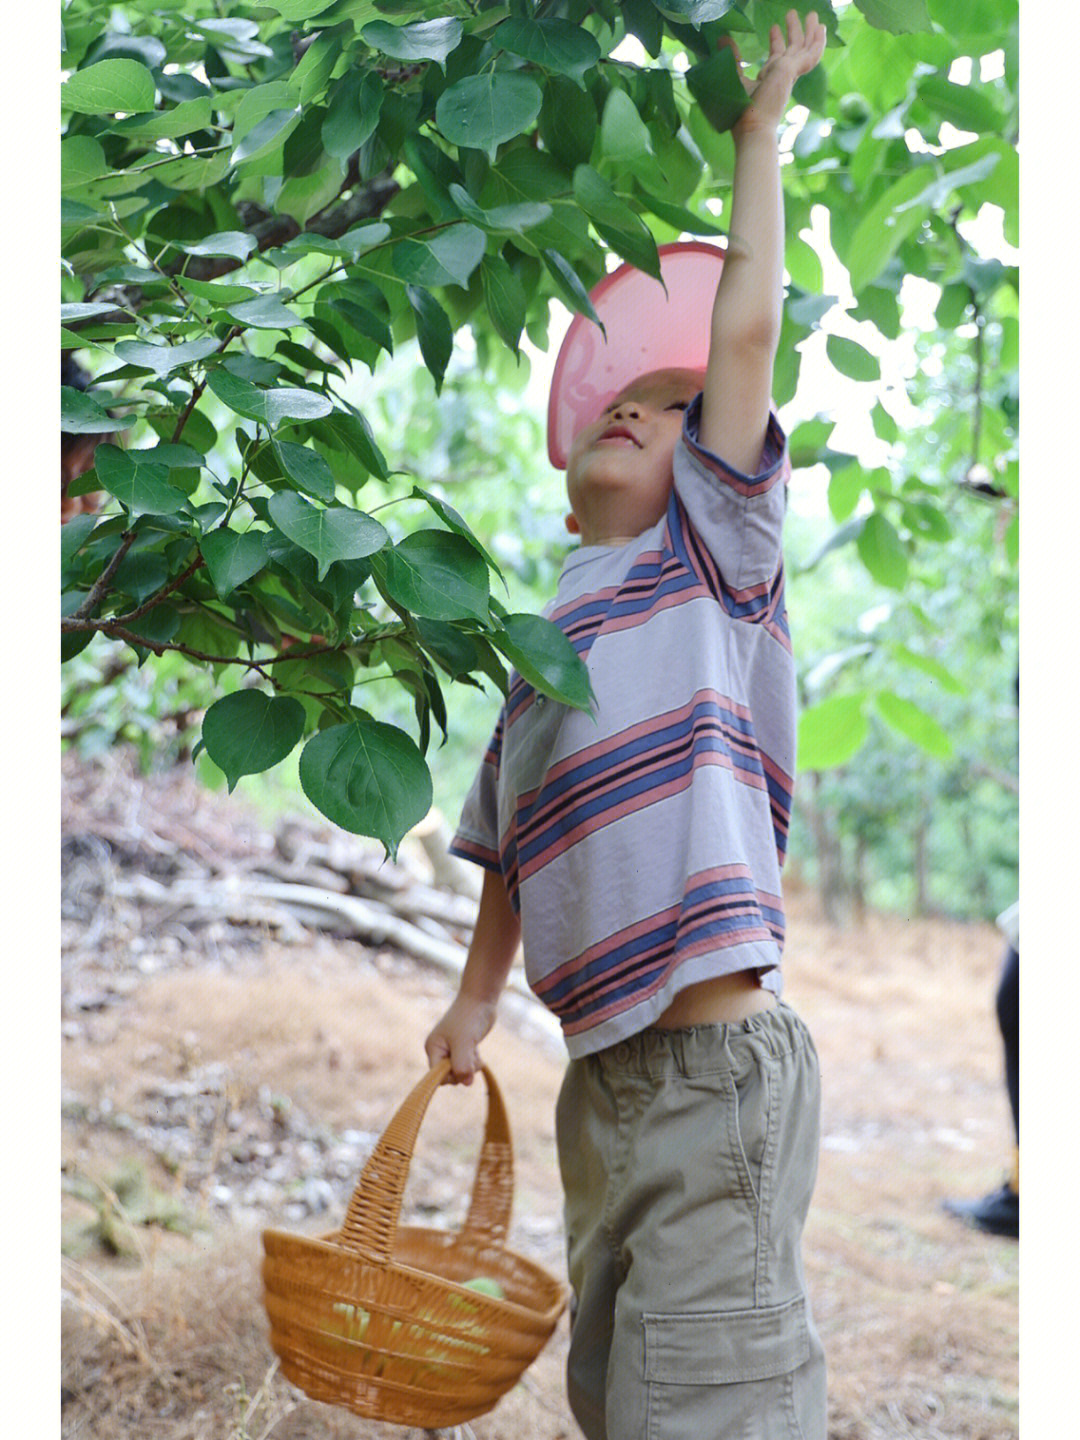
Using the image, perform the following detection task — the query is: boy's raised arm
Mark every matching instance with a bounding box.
[698,10,827,474]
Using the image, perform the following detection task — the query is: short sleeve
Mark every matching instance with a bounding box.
[448,709,504,873]
[672,394,790,596]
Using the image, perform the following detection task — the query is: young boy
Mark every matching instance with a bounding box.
[426,12,829,1437]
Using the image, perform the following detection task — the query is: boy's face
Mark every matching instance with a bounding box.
[564,368,704,546]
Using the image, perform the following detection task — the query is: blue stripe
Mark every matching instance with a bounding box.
[518,732,763,869]
[548,902,775,1021]
[518,700,761,835]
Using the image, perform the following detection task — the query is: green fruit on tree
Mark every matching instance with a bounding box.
[838,93,872,125]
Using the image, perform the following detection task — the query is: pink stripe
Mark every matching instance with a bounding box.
[450,837,499,867]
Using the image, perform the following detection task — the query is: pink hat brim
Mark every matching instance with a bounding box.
[546,240,725,469]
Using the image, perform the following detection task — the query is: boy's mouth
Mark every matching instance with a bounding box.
[597,425,641,447]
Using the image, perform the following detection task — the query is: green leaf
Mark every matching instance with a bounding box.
[854,0,933,31]
[856,511,909,589]
[60,386,130,434]
[125,604,182,653]
[267,492,389,580]
[112,336,221,378]
[93,444,188,515]
[495,17,602,82]
[205,370,334,427]
[177,231,259,263]
[202,691,307,792]
[538,73,598,170]
[273,440,337,501]
[291,27,344,105]
[110,96,214,140]
[917,75,1004,134]
[875,691,952,757]
[113,551,168,604]
[200,528,271,597]
[436,72,544,158]
[311,407,389,482]
[230,106,303,167]
[299,717,432,858]
[1004,513,1018,566]
[826,334,881,382]
[448,184,551,234]
[277,161,348,227]
[492,613,595,711]
[653,0,737,21]
[894,153,1001,216]
[375,530,491,622]
[685,48,749,135]
[480,254,528,357]
[827,463,865,522]
[225,293,307,330]
[600,88,653,164]
[572,166,661,280]
[322,70,384,159]
[61,514,99,577]
[637,194,727,239]
[61,135,110,193]
[361,17,463,64]
[871,400,899,444]
[62,59,156,115]
[797,693,869,770]
[843,168,930,293]
[541,250,605,331]
[889,644,966,696]
[60,302,124,324]
[175,276,259,306]
[406,286,454,392]
[410,486,505,584]
[391,224,487,289]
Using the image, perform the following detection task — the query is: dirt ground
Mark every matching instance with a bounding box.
[60,759,1018,1440]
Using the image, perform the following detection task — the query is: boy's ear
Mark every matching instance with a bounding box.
[565,512,581,535]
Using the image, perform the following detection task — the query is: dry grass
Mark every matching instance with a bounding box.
[62,879,1017,1439]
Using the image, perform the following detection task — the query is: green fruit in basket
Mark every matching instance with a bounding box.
[463,1276,505,1299]
[328,1302,370,1342]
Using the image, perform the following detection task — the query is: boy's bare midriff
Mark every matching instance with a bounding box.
[654,969,776,1027]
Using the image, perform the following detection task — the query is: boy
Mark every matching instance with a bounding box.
[426,12,828,1437]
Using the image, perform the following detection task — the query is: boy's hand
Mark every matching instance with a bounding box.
[425,991,498,1085]
[724,9,827,138]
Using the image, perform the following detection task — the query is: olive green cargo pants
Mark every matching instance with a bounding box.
[555,1003,826,1440]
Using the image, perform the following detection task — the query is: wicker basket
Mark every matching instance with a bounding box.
[261,1060,568,1427]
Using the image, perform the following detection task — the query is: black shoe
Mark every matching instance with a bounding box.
[942,1184,1018,1239]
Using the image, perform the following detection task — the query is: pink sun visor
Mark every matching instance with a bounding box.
[546,240,726,470]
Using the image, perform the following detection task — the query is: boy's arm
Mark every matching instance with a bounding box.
[698,10,826,473]
[424,867,521,1084]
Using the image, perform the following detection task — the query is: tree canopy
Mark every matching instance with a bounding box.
[60,0,1019,858]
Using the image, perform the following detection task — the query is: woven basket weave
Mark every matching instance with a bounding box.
[261,1060,568,1427]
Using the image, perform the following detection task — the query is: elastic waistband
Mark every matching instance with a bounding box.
[592,1002,812,1079]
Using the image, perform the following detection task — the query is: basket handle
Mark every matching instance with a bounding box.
[338,1059,514,1264]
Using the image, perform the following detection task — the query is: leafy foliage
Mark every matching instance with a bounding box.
[61,0,1017,857]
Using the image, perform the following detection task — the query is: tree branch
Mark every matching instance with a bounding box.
[72,531,137,621]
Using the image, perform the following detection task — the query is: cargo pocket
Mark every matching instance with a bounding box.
[643,1295,813,1440]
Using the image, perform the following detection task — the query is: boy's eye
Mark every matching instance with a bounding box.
[666,401,689,411]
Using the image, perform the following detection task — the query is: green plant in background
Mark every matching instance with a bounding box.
[60,0,1018,860]
[62,1160,196,1257]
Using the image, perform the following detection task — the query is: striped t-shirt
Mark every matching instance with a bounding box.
[450,397,796,1058]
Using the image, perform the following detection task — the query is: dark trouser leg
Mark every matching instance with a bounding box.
[996,945,1019,1143]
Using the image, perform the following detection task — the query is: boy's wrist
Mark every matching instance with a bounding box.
[732,119,782,150]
